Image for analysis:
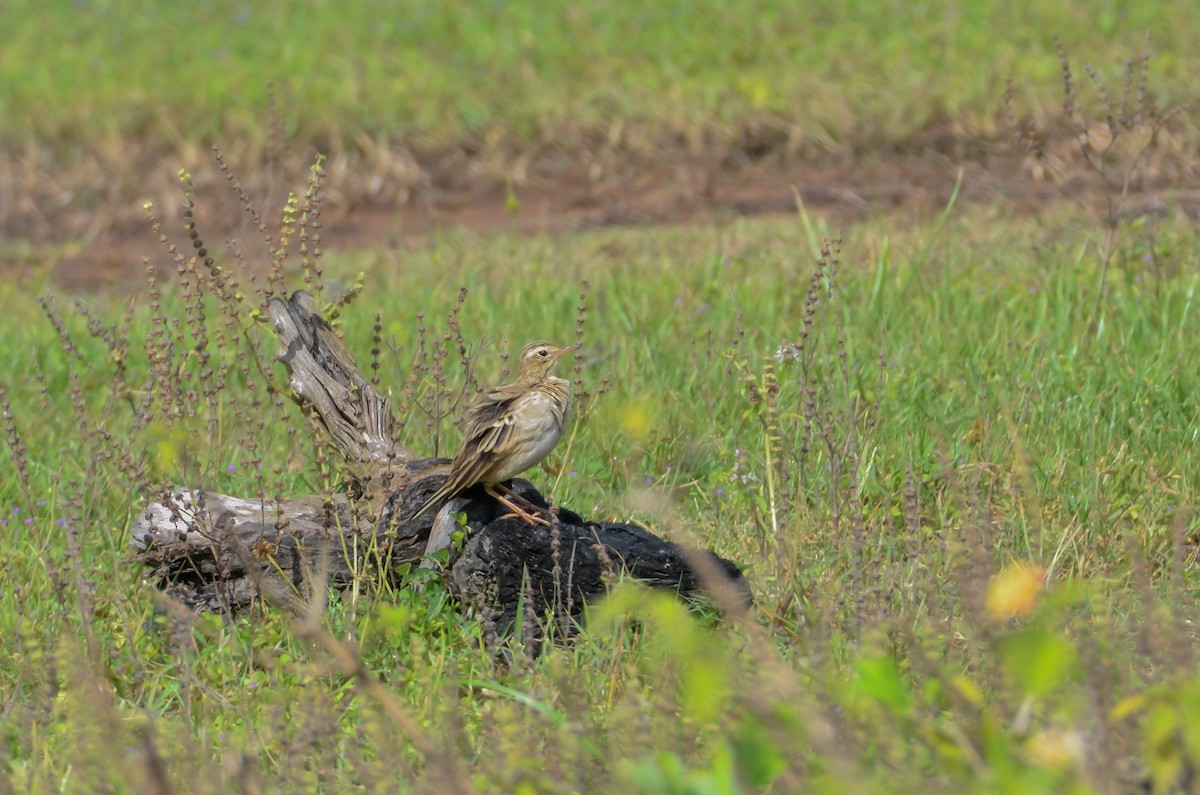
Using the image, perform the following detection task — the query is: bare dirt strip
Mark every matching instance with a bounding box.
[4,129,1197,292]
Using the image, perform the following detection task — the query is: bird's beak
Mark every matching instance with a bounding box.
[554,343,582,358]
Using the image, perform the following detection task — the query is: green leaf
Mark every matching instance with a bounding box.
[1147,704,1184,795]
[375,604,412,631]
[1109,693,1149,723]
[854,654,913,714]
[951,675,984,707]
[682,656,727,723]
[1002,626,1077,697]
[733,715,787,788]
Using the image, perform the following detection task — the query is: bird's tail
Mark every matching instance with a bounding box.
[408,486,449,522]
[408,474,467,522]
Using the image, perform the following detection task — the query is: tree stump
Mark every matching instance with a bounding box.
[130,291,748,632]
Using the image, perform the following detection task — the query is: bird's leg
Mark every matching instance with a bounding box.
[502,484,556,516]
[485,484,552,527]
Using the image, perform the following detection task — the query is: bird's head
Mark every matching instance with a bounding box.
[516,340,581,381]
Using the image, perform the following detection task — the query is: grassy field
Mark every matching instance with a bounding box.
[4,0,1199,152]
[3,2,1200,793]
[1,187,1199,791]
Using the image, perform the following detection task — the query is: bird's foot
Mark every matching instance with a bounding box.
[497,509,553,527]
[487,484,555,526]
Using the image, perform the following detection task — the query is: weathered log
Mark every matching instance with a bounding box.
[130,291,747,628]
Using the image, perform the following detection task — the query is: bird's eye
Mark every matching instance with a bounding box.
[537,348,549,357]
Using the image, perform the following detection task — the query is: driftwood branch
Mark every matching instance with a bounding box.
[131,291,748,630]
[270,291,414,469]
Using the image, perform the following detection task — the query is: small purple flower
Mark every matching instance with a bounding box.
[1,519,6,526]
[645,476,654,485]
[11,508,18,514]
[570,470,578,478]
[227,464,237,472]
[715,488,724,498]
[24,518,32,526]
[56,519,64,526]
[35,500,46,507]
[675,296,683,306]
[1143,253,1153,262]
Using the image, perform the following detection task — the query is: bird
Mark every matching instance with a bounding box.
[409,340,581,526]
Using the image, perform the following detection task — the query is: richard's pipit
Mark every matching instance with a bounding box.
[410,341,580,525]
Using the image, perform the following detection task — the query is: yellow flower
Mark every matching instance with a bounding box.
[620,399,652,440]
[1026,729,1085,771]
[986,562,1046,621]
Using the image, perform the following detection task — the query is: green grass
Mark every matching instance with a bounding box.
[3,0,1198,151]
[2,194,1199,791]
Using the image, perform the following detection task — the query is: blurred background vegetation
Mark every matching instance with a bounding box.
[2,2,1200,794]
[5,0,1199,149]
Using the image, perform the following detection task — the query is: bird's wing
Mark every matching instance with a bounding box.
[462,383,526,436]
[455,384,529,473]
[409,386,526,520]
